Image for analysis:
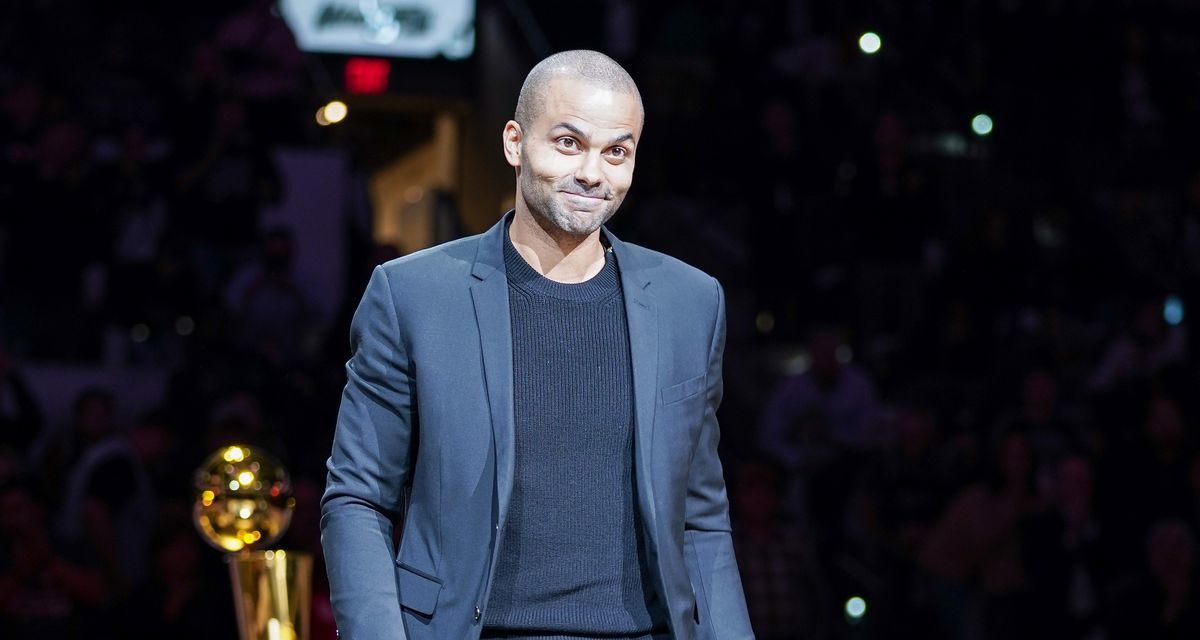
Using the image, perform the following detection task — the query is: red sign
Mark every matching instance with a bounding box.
[345,58,391,95]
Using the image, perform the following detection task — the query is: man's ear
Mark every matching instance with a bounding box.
[502,120,522,169]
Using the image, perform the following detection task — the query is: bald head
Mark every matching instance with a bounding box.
[514,50,643,130]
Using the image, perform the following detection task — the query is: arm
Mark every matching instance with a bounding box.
[321,266,416,640]
[683,279,754,640]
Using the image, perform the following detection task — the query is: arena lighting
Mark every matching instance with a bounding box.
[1164,295,1185,326]
[845,596,867,620]
[345,57,391,94]
[971,113,994,136]
[316,100,349,126]
[858,32,882,54]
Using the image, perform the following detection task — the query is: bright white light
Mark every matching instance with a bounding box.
[316,100,348,126]
[859,32,882,54]
[845,596,867,619]
[971,113,994,136]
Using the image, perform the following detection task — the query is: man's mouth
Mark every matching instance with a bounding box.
[560,191,608,201]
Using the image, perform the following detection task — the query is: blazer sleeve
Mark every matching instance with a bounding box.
[683,278,755,639]
[321,265,415,640]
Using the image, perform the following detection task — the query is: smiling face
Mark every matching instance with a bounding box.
[504,75,642,238]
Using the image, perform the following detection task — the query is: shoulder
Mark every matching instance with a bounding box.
[380,234,480,278]
[620,241,721,301]
[373,234,482,294]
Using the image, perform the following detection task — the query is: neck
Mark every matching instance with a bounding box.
[509,207,607,283]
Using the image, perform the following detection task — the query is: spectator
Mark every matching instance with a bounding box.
[213,0,304,103]
[1022,453,1110,639]
[1103,393,1194,560]
[1110,519,1200,639]
[98,124,170,327]
[870,407,948,561]
[731,459,830,640]
[1089,297,1188,393]
[917,431,1039,640]
[0,480,109,639]
[172,97,280,291]
[224,228,317,367]
[202,391,283,457]
[127,409,189,502]
[998,369,1084,491]
[4,120,106,358]
[40,388,154,597]
[122,515,237,640]
[760,326,883,454]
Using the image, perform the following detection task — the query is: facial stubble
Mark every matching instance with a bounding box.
[519,152,621,239]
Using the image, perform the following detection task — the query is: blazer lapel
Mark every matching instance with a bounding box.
[473,218,661,574]
[470,216,516,526]
[605,228,661,545]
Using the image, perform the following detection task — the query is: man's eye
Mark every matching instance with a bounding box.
[557,137,577,149]
[609,147,627,158]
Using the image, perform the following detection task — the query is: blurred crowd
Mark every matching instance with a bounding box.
[2,1,1200,639]
[0,1,343,638]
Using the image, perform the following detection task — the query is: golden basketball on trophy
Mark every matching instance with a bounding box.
[193,444,312,640]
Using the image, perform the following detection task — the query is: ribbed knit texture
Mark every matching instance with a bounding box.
[482,231,668,639]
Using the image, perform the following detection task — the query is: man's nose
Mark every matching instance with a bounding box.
[574,151,604,188]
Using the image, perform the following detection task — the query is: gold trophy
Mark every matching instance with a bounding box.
[193,445,311,640]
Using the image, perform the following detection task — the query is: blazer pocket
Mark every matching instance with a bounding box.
[660,374,706,406]
[395,562,442,617]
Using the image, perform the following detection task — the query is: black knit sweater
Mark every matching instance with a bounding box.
[482,231,668,639]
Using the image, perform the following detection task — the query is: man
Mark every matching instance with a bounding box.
[321,50,753,640]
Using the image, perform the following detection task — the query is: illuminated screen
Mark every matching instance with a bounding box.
[279,0,475,59]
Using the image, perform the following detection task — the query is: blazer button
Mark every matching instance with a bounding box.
[474,605,481,622]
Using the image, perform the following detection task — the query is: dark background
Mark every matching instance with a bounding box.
[1,0,1199,638]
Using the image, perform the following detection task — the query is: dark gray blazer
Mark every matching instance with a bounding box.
[320,212,753,639]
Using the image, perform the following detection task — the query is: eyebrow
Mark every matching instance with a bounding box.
[551,122,635,147]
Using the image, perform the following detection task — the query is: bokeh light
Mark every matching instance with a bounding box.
[846,596,867,620]
[971,113,994,136]
[1164,295,1185,326]
[859,32,882,54]
[316,100,348,126]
